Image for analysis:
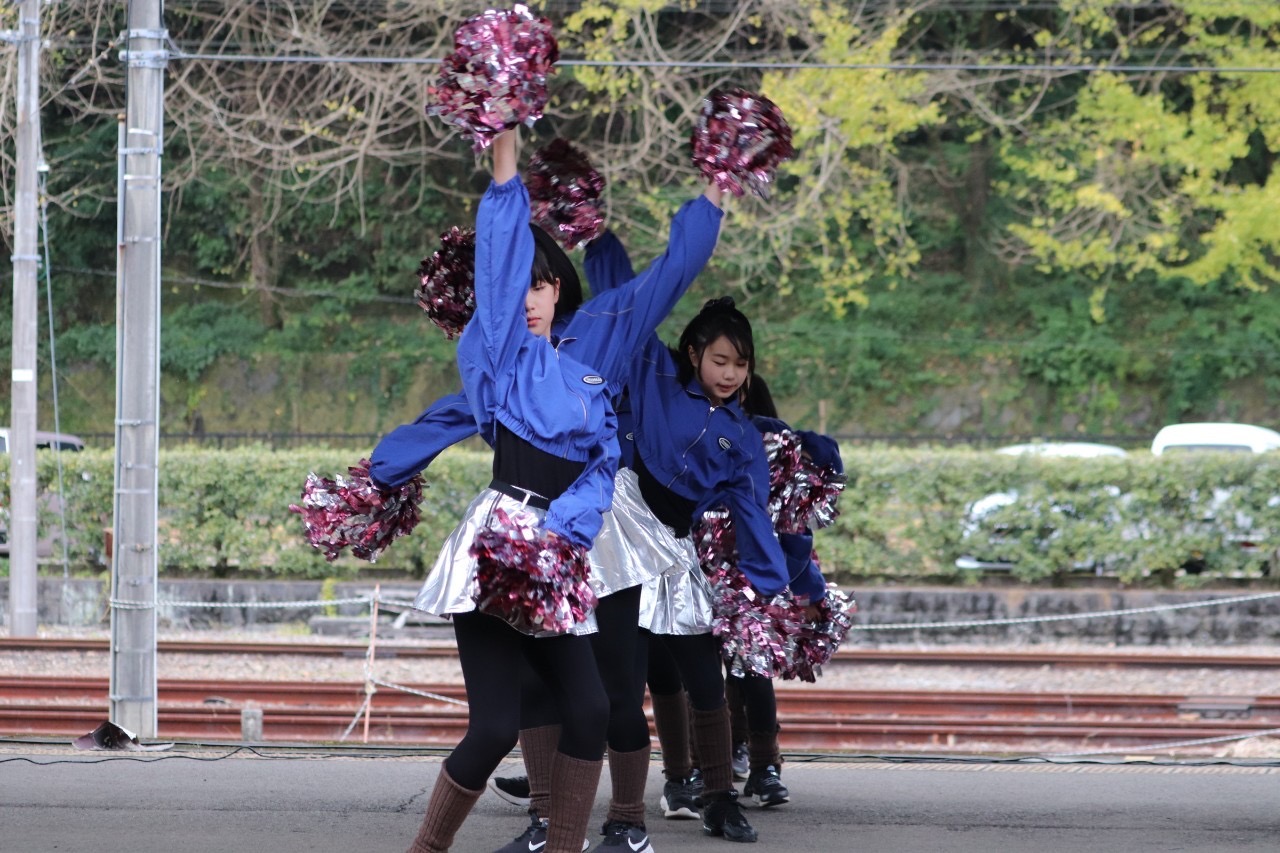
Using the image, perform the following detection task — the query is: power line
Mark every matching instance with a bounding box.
[160,48,1280,75]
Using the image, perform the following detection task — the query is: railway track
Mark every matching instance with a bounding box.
[3,636,1277,668]
[3,676,1277,752]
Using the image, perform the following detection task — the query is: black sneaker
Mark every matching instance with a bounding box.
[731,742,749,781]
[599,819,653,852]
[493,814,547,853]
[688,767,705,799]
[490,774,532,808]
[743,765,789,807]
[699,790,757,843]
[659,776,699,820]
[492,813,590,853]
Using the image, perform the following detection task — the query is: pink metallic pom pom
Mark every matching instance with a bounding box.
[691,87,794,198]
[527,138,606,249]
[780,586,856,683]
[696,509,855,680]
[416,226,476,340]
[697,513,790,678]
[470,508,597,634]
[426,5,560,151]
[762,430,847,533]
[290,459,424,562]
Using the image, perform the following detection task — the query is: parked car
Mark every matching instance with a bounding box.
[0,427,85,557]
[955,443,1129,572]
[994,442,1129,460]
[1149,423,1280,572]
[1151,422,1280,456]
[957,425,1280,575]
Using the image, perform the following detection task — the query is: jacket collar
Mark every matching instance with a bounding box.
[682,376,745,419]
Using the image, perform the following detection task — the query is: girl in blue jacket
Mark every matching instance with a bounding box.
[390,137,725,853]
[694,376,845,813]
[403,128,621,853]
[628,298,828,845]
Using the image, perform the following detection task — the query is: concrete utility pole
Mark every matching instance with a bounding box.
[110,0,167,737]
[6,0,43,637]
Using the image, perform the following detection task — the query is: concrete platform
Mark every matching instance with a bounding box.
[1,741,1277,852]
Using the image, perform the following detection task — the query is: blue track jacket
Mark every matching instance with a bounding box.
[369,179,723,541]
[454,177,619,548]
[588,231,830,602]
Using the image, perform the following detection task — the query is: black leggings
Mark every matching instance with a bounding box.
[729,672,777,733]
[445,610,608,791]
[520,585,651,753]
[644,629,726,711]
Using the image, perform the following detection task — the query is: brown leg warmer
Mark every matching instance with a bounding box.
[406,764,483,853]
[520,724,561,818]
[649,690,692,781]
[691,705,734,795]
[545,751,603,853]
[606,745,653,825]
[748,726,782,773]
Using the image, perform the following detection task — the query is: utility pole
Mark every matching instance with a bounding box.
[110,0,166,738]
[6,0,42,637]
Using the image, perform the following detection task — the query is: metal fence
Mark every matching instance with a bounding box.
[73,431,1156,451]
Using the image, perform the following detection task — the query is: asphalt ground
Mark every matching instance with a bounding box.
[1,742,1277,853]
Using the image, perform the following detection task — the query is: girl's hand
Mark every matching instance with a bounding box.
[803,604,822,622]
[703,182,724,208]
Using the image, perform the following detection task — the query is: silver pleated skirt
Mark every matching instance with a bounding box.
[413,488,597,637]
[638,552,715,635]
[589,468,694,598]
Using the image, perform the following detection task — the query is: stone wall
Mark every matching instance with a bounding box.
[851,587,1280,646]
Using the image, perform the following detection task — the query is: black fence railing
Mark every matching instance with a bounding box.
[72,432,1156,451]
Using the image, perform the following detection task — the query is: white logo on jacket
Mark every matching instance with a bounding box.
[582,374,604,385]
[718,437,732,450]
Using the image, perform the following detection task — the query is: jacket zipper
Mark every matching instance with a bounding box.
[666,403,715,490]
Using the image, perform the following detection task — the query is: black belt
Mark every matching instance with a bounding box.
[488,479,552,511]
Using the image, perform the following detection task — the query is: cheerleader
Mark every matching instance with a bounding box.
[626,297,827,844]
[399,128,620,853]
[667,375,846,812]
[375,149,724,853]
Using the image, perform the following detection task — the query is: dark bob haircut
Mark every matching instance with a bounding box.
[529,224,583,322]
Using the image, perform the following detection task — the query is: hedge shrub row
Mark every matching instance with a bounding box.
[5,447,1280,586]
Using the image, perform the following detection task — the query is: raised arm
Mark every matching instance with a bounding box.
[583,229,635,295]
[456,130,538,428]
[473,130,531,367]
[566,188,723,384]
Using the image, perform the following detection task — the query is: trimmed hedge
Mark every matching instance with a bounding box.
[4,447,1280,586]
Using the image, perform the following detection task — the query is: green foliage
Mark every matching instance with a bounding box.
[995,7,1280,291]
[0,447,492,579]
[162,302,267,381]
[12,2,1280,442]
[319,576,340,617]
[925,450,1280,586]
[8,447,1279,591]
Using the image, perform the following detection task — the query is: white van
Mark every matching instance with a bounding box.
[1151,422,1280,455]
